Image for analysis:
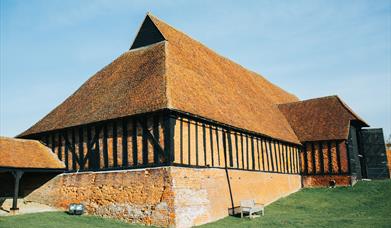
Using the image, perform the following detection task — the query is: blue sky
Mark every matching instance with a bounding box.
[1,0,390,139]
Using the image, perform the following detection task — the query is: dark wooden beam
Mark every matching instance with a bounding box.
[228,130,233,167]
[336,141,342,174]
[122,119,129,167]
[327,141,332,175]
[303,143,308,175]
[113,121,118,167]
[195,121,199,166]
[272,140,278,172]
[58,133,62,161]
[240,133,244,169]
[153,115,160,164]
[216,127,221,166]
[209,125,214,167]
[78,127,84,169]
[202,123,207,166]
[319,141,324,175]
[260,138,265,171]
[64,130,69,170]
[103,124,109,168]
[163,114,176,165]
[141,119,148,165]
[256,139,260,171]
[311,142,316,174]
[180,118,183,164]
[222,130,227,167]
[71,129,76,170]
[131,119,137,166]
[10,170,23,211]
[246,135,249,169]
[95,125,101,170]
[235,133,239,168]
[188,120,191,165]
[139,119,165,163]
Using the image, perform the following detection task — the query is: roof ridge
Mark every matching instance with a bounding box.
[147,14,298,101]
[279,95,339,106]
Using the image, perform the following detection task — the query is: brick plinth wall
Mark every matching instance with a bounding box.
[25,167,302,227]
[302,175,351,187]
[26,168,175,227]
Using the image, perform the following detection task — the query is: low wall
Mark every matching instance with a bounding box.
[25,167,302,227]
[25,168,175,227]
[171,167,301,227]
[302,175,351,187]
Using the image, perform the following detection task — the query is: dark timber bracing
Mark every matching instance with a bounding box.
[24,109,301,174]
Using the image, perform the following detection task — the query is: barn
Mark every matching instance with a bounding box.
[3,13,388,227]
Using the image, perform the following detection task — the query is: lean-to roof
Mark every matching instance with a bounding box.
[0,137,65,169]
[278,95,369,142]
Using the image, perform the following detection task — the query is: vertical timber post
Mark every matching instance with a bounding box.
[11,170,23,211]
[163,111,176,165]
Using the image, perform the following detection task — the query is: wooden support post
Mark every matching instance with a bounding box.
[180,118,183,164]
[11,170,23,211]
[202,123,207,166]
[260,138,265,171]
[240,133,244,169]
[131,119,137,166]
[216,127,221,166]
[278,142,283,173]
[246,135,249,169]
[256,139,260,171]
[210,126,214,167]
[188,120,191,165]
[195,122,199,166]
[311,142,316,174]
[303,143,308,175]
[163,114,175,165]
[251,137,255,170]
[122,119,128,167]
[270,140,275,172]
[153,115,160,164]
[235,133,239,168]
[71,129,76,170]
[113,121,118,167]
[141,118,148,165]
[103,124,109,168]
[327,141,332,175]
[64,130,69,170]
[228,130,233,167]
[336,140,342,174]
[78,127,84,170]
[319,142,324,174]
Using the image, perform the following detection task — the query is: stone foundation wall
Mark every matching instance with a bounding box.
[170,167,301,227]
[302,175,351,187]
[25,168,175,227]
[25,166,301,227]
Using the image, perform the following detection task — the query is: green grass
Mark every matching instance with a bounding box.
[0,180,390,228]
[200,179,391,228]
[0,212,143,228]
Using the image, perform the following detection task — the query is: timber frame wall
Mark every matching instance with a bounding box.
[300,140,350,176]
[22,109,301,174]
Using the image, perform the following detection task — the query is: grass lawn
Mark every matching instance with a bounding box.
[200,179,391,228]
[0,180,390,228]
[0,211,143,228]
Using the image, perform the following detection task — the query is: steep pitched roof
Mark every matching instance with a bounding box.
[0,137,65,169]
[20,13,300,144]
[278,95,369,142]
